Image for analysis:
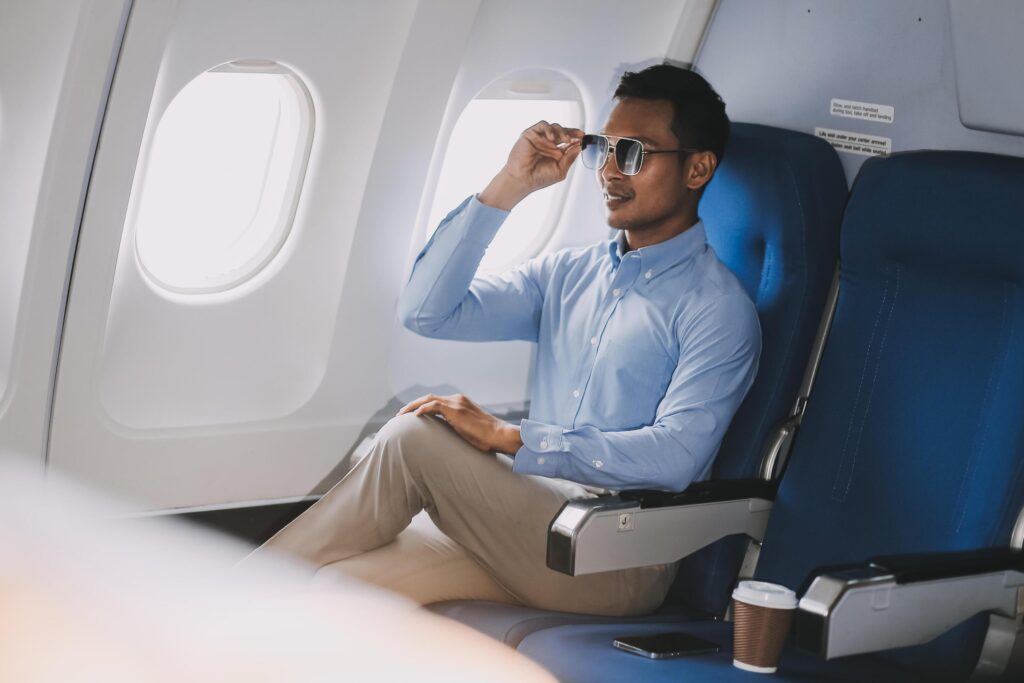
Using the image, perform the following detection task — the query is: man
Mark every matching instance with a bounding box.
[249,64,760,617]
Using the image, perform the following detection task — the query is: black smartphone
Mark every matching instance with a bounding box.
[612,632,720,659]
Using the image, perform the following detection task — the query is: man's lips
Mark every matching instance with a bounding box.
[603,190,632,208]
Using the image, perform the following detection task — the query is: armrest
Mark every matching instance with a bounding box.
[546,479,776,576]
[871,547,1024,582]
[619,479,778,508]
[796,547,1024,659]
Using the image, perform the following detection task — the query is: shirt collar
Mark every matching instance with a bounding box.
[606,220,707,280]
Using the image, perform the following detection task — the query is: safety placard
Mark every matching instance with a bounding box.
[814,127,892,157]
[830,98,895,124]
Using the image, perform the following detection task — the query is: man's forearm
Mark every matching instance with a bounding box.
[478,171,532,211]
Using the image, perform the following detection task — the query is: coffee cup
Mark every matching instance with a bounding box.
[731,580,798,673]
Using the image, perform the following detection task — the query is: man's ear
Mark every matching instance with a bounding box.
[685,151,718,191]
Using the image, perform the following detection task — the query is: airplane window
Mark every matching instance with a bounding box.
[133,62,313,294]
[426,74,584,273]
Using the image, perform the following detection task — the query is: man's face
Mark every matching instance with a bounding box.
[598,97,694,234]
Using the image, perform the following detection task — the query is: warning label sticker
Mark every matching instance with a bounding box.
[830,98,895,124]
[815,127,892,157]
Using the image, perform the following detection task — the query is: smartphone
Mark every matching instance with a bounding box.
[612,632,720,659]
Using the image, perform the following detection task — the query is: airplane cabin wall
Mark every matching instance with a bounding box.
[695,0,1024,184]
[49,0,434,509]
[43,0,702,512]
[0,1,130,465]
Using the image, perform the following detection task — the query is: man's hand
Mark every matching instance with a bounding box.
[477,121,584,210]
[396,393,524,455]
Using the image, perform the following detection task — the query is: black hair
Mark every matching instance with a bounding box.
[614,64,729,165]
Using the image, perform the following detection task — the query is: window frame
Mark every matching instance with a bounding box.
[131,59,315,296]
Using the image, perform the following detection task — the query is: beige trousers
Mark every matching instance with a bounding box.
[249,413,676,616]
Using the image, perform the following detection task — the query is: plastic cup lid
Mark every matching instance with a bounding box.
[732,580,798,609]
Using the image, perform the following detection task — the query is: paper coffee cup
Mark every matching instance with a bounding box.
[731,580,797,673]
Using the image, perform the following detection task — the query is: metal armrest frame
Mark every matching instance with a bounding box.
[796,547,1024,660]
[546,479,776,576]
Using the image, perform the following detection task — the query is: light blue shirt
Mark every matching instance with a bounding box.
[397,195,761,491]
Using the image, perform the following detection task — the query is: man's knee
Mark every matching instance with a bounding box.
[372,413,461,470]
[375,413,440,447]
[373,413,489,480]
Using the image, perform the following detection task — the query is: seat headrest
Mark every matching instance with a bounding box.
[844,151,1024,280]
[703,123,846,307]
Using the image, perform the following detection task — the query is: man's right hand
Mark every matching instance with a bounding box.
[477,121,584,211]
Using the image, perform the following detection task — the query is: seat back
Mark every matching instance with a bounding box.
[668,123,846,615]
[754,151,1024,678]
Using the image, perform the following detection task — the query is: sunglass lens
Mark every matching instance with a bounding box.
[615,138,643,175]
[580,134,608,170]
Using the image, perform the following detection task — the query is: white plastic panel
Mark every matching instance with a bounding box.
[50,0,483,509]
[0,8,84,407]
[695,0,1024,184]
[0,0,129,462]
[89,0,417,431]
[949,0,1024,137]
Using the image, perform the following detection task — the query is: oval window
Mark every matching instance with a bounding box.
[134,61,313,294]
[426,72,584,273]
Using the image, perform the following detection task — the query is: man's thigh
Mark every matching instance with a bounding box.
[312,512,520,606]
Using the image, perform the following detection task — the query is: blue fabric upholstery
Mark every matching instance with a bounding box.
[516,622,926,683]
[425,601,691,648]
[431,123,846,639]
[752,150,1024,679]
[515,151,1024,681]
[672,123,845,615]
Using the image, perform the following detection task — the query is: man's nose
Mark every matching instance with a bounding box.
[600,147,624,183]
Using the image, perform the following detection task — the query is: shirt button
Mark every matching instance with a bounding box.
[572,389,581,398]
[539,439,549,449]
[590,336,598,346]
[645,270,653,279]
[537,457,546,465]
[612,288,621,297]
[593,460,604,469]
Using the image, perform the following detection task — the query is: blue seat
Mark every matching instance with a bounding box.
[429,123,847,642]
[517,622,925,682]
[515,150,1024,681]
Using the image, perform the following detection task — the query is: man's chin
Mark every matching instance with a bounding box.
[604,209,631,230]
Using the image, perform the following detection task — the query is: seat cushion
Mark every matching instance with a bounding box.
[427,600,697,647]
[515,622,930,683]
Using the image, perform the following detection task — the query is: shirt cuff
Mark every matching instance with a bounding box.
[511,419,567,477]
[460,194,510,247]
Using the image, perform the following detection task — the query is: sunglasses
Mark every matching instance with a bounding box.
[579,134,698,176]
